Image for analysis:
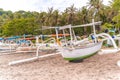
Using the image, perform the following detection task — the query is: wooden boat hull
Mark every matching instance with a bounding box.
[60,42,103,61]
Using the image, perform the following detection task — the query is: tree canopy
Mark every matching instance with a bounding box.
[0,0,119,37]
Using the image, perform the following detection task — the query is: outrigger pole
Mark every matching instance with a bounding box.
[9,51,60,65]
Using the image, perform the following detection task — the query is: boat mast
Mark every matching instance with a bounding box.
[92,8,98,43]
[55,27,60,46]
[72,29,77,42]
[62,29,67,46]
[92,19,97,43]
[69,25,73,46]
[55,27,59,40]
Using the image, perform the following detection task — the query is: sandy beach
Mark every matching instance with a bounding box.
[0,51,120,80]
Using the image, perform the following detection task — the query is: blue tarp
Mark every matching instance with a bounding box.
[0,38,4,40]
[6,36,20,40]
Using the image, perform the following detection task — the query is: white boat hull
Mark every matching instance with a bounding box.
[0,43,18,51]
[59,42,103,61]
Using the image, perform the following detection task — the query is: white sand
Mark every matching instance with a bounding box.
[0,51,120,80]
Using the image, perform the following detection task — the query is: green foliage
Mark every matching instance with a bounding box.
[112,0,120,10]
[112,0,120,28]
[102,23,113,30]
[0,0,119,37]
[2,18,40,36]
[112,13,120,28]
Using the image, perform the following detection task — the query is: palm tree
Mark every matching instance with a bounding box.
[66,4,77,25]
[80,7,90,35]
[87,0,106,32]
[52,10,59,26]
[60,9,69,25]
[45,7,53,26]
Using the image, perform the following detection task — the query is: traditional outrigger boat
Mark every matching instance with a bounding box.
[54,19,120,61]
[0,37,19,53]
[55,21,103,61]
[0,35,37,54]
[15,39,37,53]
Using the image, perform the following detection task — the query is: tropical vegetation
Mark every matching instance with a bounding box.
[0,0,120,37]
